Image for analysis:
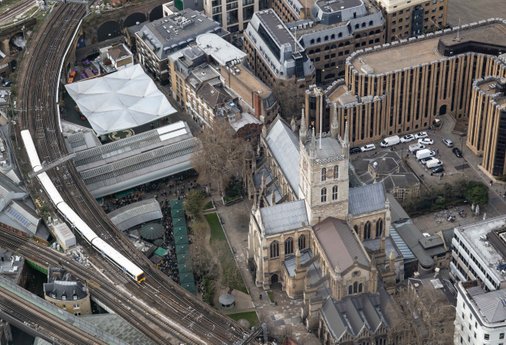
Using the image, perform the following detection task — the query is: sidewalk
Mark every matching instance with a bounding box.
[215,199,320,344]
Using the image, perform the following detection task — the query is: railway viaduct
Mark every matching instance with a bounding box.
[81,0,167,45]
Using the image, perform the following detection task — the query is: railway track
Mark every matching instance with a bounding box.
[11,3,254,345]
[0,0,37,26]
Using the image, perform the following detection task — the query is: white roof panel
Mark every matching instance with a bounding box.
[65,65,177,135]
[156,121,186,135]
[159,128,188,142]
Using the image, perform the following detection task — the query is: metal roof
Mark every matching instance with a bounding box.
[108,198,162,231]
[265,117,300,194]
[348,183,386,216]
[468,286,506,323]
[260,200,308,235]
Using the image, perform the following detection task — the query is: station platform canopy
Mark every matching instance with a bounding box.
[65,64,176,135]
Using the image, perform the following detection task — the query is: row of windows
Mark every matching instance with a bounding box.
[353,219,384,240]
[320,186,338,202]
[269,235,307,258]
[321,166,338,181]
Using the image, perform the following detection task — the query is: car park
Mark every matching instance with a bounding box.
[360,144,376,152]
[350,147,362,155]
[442,138,454,147]
[452,147,463,158]
[432,166,445,174]
[418,137,434,145]
[415,131,428,139]
[400,134,415,143]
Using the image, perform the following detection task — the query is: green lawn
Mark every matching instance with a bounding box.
[205,212,247,293]
[228,311,259,326]
[205,213,226,242]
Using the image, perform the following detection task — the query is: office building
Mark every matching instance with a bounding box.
[467,76,506,179]
[134,9,228,83]
[317,19,506,147]
[455,280,506,345]
[373,0,448,42]
[450,215,506,291]
[203,0,259,33]
[243,9,315,94]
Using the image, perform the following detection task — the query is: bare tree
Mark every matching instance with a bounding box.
[192,119,252,195]
[189,220,213,277]
[271,81,303,120]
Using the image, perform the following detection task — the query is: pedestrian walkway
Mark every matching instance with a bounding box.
[215,199,321,344]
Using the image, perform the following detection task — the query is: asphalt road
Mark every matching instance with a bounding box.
[448,0,506,25]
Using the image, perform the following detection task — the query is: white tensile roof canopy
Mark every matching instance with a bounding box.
[65,64,176,135]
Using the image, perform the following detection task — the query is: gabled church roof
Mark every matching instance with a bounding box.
[265,117,300,194]
[313,218,370,272]
[348,183,386,216]
[321,293,387,342]
[260,200,308,235]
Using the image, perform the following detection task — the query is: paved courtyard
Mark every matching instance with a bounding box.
[216,200,321,344]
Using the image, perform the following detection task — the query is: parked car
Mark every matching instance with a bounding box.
[400,134,415,143]
[409,143,426,153]
[416,148,436,160]
[452,147,463,158]
[426,158,443,169]
[442,138,454,147]
[360,144,376,152]
[350,147,362,155]
[420,156,434,165]
[418,137,434,145]
[415,131,428,139]
[432,166,445,174]
[1,79,12,87]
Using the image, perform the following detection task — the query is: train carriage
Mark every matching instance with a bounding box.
[37,172,64,205]
[91,238,145,283]
[56,202,97,243]
[20,129,42,171]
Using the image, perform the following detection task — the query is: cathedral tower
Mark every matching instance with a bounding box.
[298,111,350,225]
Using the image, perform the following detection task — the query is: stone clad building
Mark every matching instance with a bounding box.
[248,112,395,340]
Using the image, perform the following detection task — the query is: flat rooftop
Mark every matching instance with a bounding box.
[316,0,363,12]
[456,215,506,284]
[352,20,506,74]
[256,10,301,51]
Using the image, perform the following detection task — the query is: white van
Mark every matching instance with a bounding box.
[416,149,435,160]
[426,158,443,169]
[380,135,400,148]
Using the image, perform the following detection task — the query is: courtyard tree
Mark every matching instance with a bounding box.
[464,181,488,206]
[192,119,252,195]
[184,189,206,220]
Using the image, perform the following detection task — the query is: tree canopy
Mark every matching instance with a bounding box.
[192,119,252,195]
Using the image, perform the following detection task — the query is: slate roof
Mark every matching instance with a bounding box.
[43,280,88,301]
[260,200,308,235]
[313,218,369,272]
[265,117,300,194]
[348,183,386,216]
[321,293,387,342]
